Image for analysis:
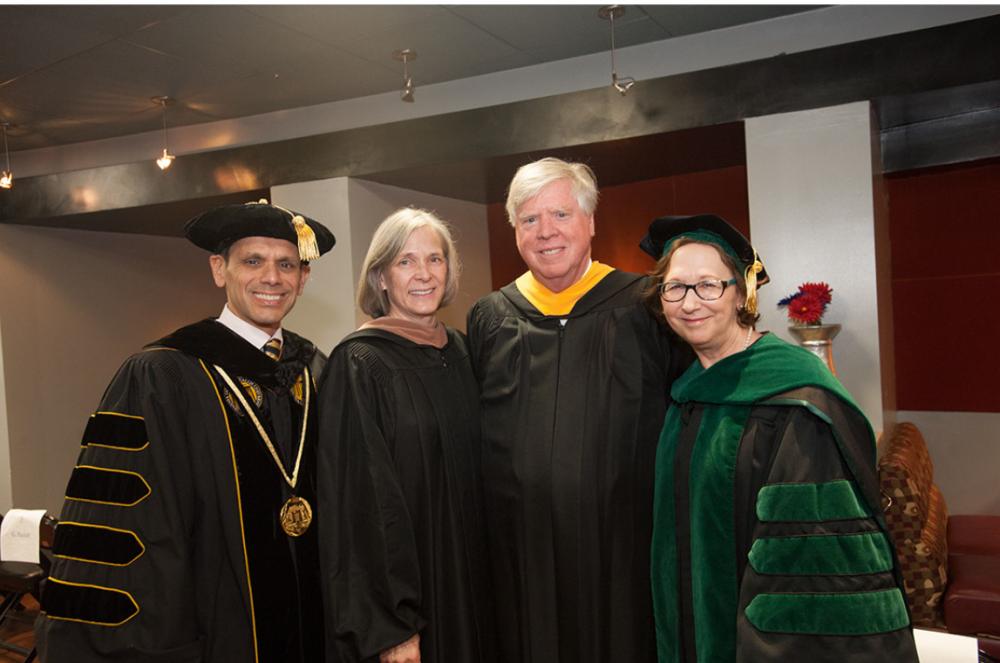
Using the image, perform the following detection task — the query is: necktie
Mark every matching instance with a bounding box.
[263,338,282,361]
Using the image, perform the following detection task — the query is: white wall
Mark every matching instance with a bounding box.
[894,411,1000,516]
[746,102,885,433]
[0,225,224,514]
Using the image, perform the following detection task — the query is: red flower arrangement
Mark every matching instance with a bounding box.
[777,282,833,325]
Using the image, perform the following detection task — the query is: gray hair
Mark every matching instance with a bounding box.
[505,157,599,226]
[357,208,460,318]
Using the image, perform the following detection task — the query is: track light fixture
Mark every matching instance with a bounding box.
[0,122,12,190]
[598,5,635,96]
[152,96,176,171]
[393,49,417,103]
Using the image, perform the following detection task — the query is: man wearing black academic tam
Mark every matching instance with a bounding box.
[466,158,694,663]
[36,201,336,663]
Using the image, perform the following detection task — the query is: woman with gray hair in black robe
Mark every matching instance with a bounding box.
[317,208,495,663]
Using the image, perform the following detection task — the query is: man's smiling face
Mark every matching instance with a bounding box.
[210,236,310,335]
[514,178,595,293]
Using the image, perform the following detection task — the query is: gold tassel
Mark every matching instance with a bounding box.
[744,253,764,315]
[292,214,320,261]
[256,200,320,261]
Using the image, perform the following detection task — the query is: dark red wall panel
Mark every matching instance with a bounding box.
[892,275,1000,412]
[486,202,521,290]
[887,158,1000,412]
[889,160,1000,280]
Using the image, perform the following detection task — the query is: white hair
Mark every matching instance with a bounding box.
[505,157,598,226]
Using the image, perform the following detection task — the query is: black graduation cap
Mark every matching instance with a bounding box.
[640,213,769,313]
[185,200,336,262]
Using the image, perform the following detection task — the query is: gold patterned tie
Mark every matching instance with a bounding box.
[263,338,282,361]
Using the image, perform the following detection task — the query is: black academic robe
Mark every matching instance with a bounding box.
[35,320,325,663]
[317,328,495,663]
[466,270,693,663]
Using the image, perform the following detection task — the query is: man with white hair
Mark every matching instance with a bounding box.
[467,157,692,663]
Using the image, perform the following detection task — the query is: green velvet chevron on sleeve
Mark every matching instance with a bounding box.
[756,479,871,522]
[745,588,910,635]
[748,531,893,576]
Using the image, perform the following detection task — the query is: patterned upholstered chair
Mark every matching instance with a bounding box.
[878,422,1000,660]
[878,422,949,627]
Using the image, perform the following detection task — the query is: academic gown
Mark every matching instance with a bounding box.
[652,333,918,663]
[317,327,495,663]
[35,319,325,663]
[466,270,694,663]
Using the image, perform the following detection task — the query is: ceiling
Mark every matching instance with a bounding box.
[0,4,818,151]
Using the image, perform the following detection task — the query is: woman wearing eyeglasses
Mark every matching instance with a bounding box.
[639,215,917,663]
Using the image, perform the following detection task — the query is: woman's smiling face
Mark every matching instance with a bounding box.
[380,225,449,325]
[660,242,741,357]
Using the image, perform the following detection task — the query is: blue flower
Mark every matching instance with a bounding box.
[777,293,798,307]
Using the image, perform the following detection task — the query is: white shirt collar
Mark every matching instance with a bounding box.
[216,304,283,352]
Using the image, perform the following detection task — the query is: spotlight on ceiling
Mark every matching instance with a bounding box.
[393,49,417,103]
[0,122,13,190]
[598,5,636,96]
[152,96,176,170]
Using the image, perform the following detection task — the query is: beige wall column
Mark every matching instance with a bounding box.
[272,178,356,355]
[274,178,491,354]
[345,179,492,332]
[746,101,889,434]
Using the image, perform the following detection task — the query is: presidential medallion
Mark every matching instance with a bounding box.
[238,377,264,408]
[222,388,244,417]
[290,374,304,406]
[280,495,313,537]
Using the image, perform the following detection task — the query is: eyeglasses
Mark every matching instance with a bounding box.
[659,278,737,302]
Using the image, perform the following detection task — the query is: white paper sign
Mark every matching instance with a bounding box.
[0,509,47,564]
[913,628,978,662]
